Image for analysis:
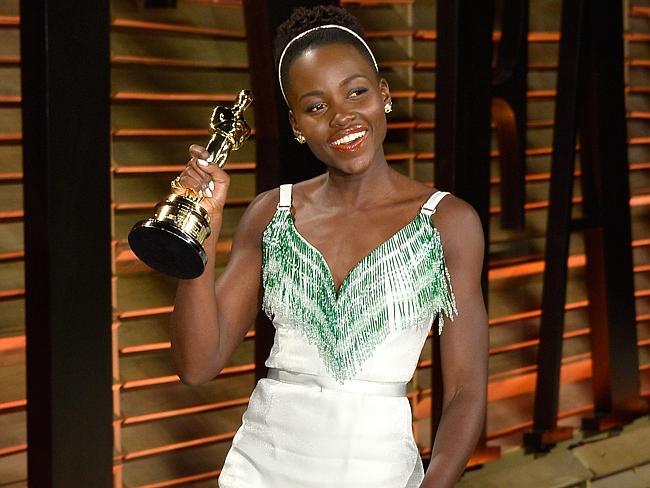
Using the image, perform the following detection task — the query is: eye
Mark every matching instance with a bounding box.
[348,87,368,98]
[306,102,326,113]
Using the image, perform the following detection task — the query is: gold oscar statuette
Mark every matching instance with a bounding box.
[128,89,253,279]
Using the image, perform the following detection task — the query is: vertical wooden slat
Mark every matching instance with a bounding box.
[21,0,113,485]
[579,0,647,431]
[491,0,528,229]
[523,0,585,450]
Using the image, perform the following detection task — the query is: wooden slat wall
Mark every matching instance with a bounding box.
[0,1,26,486]
[0,0,649,486]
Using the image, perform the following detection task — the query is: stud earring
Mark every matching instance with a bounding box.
[384,101,392,114]
[294,133,306,144]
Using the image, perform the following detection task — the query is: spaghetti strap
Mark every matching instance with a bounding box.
[278,184,293,209]
[420,190,450,216]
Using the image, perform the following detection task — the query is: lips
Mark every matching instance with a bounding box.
[328,125,369,152]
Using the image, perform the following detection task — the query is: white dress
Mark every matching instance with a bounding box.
[218,185,456,488]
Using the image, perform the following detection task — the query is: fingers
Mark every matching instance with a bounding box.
[177,149,228,194]
[189,144,209,161]
[175,145,230,210]
[179,167,203,194]
[188,153,229,182]
[187,159,215,197]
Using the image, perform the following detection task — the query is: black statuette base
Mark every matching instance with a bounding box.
[129,219,207,279]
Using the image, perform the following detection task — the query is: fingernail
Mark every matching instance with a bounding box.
[197,159,209,166]
[204,188,213,197]
[198,190,203,198]
[208,181,215,191]
[206,154,214,163]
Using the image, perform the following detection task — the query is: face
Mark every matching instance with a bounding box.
[286,43,391,175]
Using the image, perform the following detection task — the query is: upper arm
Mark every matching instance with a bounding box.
[213,188,278,369]
[432,196,488,403]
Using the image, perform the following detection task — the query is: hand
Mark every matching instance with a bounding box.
[174,144,230,216]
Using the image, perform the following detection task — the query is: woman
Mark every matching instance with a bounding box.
[170,6,488,488]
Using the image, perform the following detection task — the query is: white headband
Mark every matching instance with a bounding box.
[277,24,378,105]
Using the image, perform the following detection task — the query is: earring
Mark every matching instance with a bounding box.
[384,101,392,114]
[294,132,306,144]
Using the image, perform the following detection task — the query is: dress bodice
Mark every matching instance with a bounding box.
[261,184,457,384]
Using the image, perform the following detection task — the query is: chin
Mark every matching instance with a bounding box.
[328,157,374,175]
[323,147,383,175]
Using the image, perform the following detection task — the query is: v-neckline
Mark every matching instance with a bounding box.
[286,210,427,299]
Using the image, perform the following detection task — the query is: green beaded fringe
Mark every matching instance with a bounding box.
[261,208,458,383]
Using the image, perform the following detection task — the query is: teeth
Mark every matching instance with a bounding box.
[333,131,366,145]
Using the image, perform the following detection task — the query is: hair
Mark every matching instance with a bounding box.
[274,6,378,99]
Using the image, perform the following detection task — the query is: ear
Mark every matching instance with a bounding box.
[288,110,300,136]
[379,78,391,106]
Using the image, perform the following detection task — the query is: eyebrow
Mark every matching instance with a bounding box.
[298,74,368,102]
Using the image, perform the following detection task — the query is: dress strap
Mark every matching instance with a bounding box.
[420,190,450,216]
[277,183,293,210]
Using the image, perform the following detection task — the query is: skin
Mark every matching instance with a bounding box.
[170,42,488,488]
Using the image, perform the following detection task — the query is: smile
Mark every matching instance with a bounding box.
[329,129,368,151]
[331,130,366,145]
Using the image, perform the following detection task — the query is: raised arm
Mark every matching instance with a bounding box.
[170,145,277,385]
[421,196,489,488]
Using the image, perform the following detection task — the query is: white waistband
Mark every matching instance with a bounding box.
[266,368,407,397]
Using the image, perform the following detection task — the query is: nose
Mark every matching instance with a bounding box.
[330,104,356,128]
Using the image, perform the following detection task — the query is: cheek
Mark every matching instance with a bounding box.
[368,105,387,134]
[298,117,328,138]
[365,96,386,119]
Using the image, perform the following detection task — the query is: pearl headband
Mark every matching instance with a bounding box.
[277,24,378,105]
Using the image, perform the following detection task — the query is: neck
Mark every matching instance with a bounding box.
[320,155,399,209]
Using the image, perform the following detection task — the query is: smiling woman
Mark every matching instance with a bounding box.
[286,43,389,175]
[169,5,488,488]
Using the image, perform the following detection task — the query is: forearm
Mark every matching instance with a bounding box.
[420,388,486,488]
[170,212,223,385]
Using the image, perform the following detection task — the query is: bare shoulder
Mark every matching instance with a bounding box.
[231,187,281,246]
[430,193,484,259]
[289,174,327,209]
